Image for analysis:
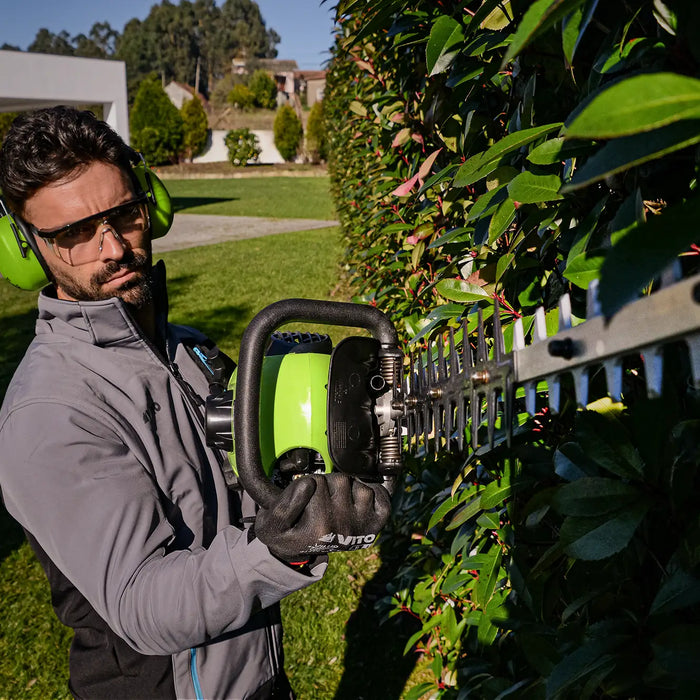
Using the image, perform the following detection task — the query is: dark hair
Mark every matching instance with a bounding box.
[0,106,135,215]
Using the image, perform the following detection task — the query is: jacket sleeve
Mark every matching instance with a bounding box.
[0,399,326,656]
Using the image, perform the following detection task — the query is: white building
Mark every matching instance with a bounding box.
[0,50,129,143]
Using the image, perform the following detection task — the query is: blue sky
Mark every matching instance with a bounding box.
[0,0,336,70]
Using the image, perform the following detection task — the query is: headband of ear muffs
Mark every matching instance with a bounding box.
[0,159,174,291]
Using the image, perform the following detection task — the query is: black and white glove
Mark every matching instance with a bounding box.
[254,472,392,563]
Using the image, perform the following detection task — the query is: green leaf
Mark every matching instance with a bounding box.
[508,171,564,204]
[562,0,599,65]
[428,492,463,531]
[527,136,593,165]
[598,195,700,317]
[565,72,700,139]
[650,569,700,616]
[426,15,465,76]
[454,123,563,187]
[503,0,589,64]
[435,279,491,303]
[488,198,517,243]
[552,477,643,517]
[559,499,650,560]
[563,119,700,191]
[562,250,605,288]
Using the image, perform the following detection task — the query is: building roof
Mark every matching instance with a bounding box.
[294,70,327,81]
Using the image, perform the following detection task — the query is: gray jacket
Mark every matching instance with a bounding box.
[0,263,325,698]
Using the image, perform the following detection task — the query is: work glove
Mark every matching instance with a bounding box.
[254,472,392,563]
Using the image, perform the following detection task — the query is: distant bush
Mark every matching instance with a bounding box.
[180,97,209,161]
[305,100,326,163]
[130,76,183,165]
[228,84,255,111]
[249,69,277,109]
[273,104,302,162]
[225,128,261,166]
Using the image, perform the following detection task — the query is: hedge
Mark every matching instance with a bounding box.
[325,1,700,697]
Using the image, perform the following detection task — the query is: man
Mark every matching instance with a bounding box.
[0,106,391,699]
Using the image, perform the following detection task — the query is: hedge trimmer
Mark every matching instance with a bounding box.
[205,272,700,508]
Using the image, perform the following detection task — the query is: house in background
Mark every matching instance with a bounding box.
[164,81,210,111]
[295,70,325,107]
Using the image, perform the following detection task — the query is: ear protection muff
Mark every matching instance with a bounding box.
[0,157,174,291]
[131,158,174,240]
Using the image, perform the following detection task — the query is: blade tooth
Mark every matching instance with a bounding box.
[486,389,497,449]
[586,278,601,318]
[434,401,444,450]
[688,335,700,388]
[604,359,624,401]
[456,397,466,451]
[493,300,505,361]
[548,376,561,414]
[534,306,547,343]
[571,367,589,407]
[641,346,664,399]
[444,400,454,447]
[471,390,480,448]
[427,339,436,386]
[525,381,537,416]
[503,377,514,447]
[477,309,488,363]
[661,260,682,288]
[437,335,446,382]
[448,327,458,378]
[423,402,431,453]
[513,317,526,351]
[558,293,572,331]
[462,316,473,370]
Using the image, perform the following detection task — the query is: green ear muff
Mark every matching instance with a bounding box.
[131,161,174,239]
[0,159,174,292]
[0,207,50,291]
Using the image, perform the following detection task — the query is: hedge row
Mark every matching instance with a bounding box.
[325,1,700,697]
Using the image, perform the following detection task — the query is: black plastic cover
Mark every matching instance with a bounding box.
[327,336,383,478]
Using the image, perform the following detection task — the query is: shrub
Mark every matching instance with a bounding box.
[248,69,277,109]
[273,104,302,162]
[304,100,326,163]
[228,84,255,111]
[325,0,700,697]
[180,97,209,161]
[130,75,183,165]
[224,128,261,166]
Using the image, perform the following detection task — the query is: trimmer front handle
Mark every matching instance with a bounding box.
[234,298,402,509]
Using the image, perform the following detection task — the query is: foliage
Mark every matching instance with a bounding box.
[0,113,19,144]
[274,104,303,162]
[224,128,262,166]
[248,69,278,109]
[180,97,209,161]
[305,100,328,163]
[325,0,700,696]
[130,75,184,165]
[228,83,256,111]
[19,0,279,101]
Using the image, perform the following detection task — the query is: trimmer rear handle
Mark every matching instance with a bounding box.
[234,298,400,509]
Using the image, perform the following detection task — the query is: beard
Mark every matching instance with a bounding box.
[51,250,154,310]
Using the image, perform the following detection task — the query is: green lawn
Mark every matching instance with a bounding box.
[165,176,337,220]
[0,176,429,699]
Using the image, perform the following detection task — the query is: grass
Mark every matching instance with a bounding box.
[0,175,431,699]
[165,176,337,220]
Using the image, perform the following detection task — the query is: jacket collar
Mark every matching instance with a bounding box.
[36,260,168,347]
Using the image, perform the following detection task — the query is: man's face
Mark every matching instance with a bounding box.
[23,161,153,307]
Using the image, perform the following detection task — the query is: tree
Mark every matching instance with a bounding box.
[305,100,327,163]
[273,105,303,162]
[180,97,209,161]
[130,75,184,165]
[28,29,75,56]
[248,69,277,109]
[228,84,256,110]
